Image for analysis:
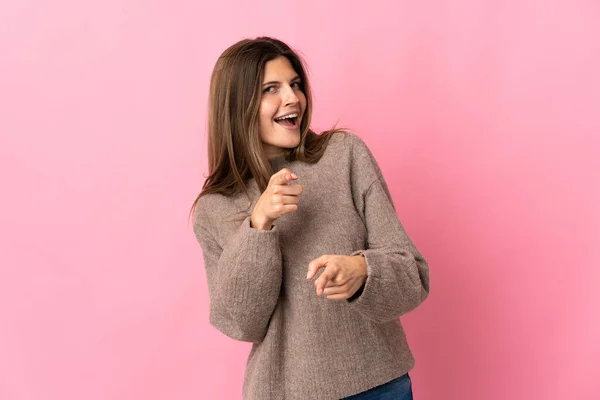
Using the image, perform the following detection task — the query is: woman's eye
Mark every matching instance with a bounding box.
[263,86,276,94]
[291,82,301,89]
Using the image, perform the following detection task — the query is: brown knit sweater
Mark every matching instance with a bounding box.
[193,132,429,399]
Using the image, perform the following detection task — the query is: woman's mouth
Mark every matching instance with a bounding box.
[274,113,299,129]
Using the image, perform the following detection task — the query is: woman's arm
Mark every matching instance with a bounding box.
[194,213,282,343]
[346,134,430,323]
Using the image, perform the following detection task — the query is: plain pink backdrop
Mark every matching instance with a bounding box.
[1,1,599,399]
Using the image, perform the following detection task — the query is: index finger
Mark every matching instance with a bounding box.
[315,268,335,296]
[270,168,298,186]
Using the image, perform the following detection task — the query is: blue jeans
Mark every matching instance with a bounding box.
[341,373,413,400]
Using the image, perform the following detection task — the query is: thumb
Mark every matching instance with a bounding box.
[307,255,328,280]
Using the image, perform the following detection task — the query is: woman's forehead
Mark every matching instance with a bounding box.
[263,57,299,82]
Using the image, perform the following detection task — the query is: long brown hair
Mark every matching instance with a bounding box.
[190,37,344,218]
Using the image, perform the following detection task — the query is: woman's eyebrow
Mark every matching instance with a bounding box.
[262,76,301,86]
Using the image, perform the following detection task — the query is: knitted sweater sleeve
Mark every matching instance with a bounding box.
[346,134,430,323]
[193,209,282,343]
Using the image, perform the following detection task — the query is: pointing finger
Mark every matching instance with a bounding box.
[270,168,298,186]
[306,255,328,280]
[315,269,333,296]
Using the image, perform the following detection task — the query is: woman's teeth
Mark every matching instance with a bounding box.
[275,113,298,122]
[275,113,298,126]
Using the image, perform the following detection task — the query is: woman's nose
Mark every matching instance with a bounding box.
[282,85,299,106]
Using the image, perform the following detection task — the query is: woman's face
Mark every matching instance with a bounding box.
[258,56,307,159]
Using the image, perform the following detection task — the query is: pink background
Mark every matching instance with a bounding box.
[1,1,599,399]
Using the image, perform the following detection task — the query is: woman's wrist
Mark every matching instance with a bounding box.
[250,213,273,230]
[354,254,368,280]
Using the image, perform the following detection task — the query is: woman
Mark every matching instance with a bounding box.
[191,37,429,400]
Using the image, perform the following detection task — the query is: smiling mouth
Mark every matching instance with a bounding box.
[274,113,299,128]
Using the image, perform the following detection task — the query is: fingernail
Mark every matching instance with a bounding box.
[291,173,297,179]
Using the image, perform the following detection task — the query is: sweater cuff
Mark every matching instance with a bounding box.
[239,216,280,255]
[221,216,281,277]
[242,215,279,236]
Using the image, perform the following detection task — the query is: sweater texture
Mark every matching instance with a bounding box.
[193,132,430,400]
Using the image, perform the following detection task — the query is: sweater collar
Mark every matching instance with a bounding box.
[268,152,291,172]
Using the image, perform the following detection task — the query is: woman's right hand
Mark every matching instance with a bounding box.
[251,168,303,230]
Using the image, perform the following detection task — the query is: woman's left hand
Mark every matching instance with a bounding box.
[306,255,368,300]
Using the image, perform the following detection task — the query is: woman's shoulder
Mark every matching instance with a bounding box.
[322,130,374,162]
[194,191,223,215]
[324,130,385,188]
[193,190,248,232]
[192,193,220,233]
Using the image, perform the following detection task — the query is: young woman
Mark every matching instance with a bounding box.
[191,37,429,400]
